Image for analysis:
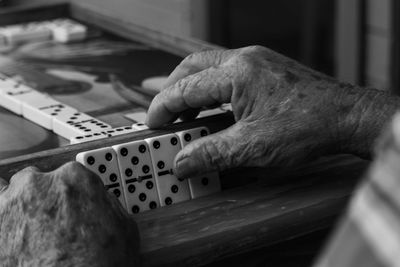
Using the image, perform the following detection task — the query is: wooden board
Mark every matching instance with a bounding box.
[136,156,368,266]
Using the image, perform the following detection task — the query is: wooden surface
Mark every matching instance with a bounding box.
[0,2,371,266]
[136,156,368,266]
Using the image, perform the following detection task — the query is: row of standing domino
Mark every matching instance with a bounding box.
[76,126,221,214]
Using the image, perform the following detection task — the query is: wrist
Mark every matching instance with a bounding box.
[337,84,400,159]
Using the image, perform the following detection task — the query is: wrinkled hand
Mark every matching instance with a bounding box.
[146,45,362,178]
[0,162,140,267]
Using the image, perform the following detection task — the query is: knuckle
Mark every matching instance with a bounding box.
[203,50,224,65]
[241,58,257,73]
[183,49,225,67]
[182,51,201,65]
[242,45,267,55]
[235,46,267,66]
[181,77,205,107]
[151,93,165,108]
[177,77,193,97]
[234,52,255,67]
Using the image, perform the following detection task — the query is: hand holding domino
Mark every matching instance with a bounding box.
[146,46,367,179]
[175,127,221,198]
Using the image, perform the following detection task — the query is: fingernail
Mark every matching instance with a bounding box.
[175,157,197,179]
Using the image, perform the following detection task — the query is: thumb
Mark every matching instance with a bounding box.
[174,122,251,178]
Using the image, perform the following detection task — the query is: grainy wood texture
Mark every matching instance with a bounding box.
[136,156,368,266]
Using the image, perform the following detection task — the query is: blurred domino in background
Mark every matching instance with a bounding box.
[0,19,88,45]
[0,22,51,44]
[48,19,87,43]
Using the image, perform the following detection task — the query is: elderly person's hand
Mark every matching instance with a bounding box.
[0,162,140,267]
[146,45,400,178]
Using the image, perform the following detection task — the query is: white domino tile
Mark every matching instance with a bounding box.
[131,122,149,131]
[0,78,33,115]
[102,126,138,137]
[70,132,108,144]
[52,110,111,140]
[48,19,87,43]
[145,133,191,206]
[21,91,62,130]
[175,127,221,198]
[76,147,126,208]
[70,126,138,144]
[113,140,160,213]
[0,23,51,44]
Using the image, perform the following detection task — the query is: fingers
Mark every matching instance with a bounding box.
[164,49,233,89]
[173,122,253,178]
[146,66,234,128]
[146,48,239,127]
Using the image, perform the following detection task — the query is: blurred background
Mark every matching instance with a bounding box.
[0,2,387,265]
[1,0,396,92]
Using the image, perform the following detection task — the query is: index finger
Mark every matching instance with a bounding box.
[146,65,234,128]
[163,49,234,89]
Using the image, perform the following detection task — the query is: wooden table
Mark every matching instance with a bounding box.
[0,2,370,266]
[135,156,367,266]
